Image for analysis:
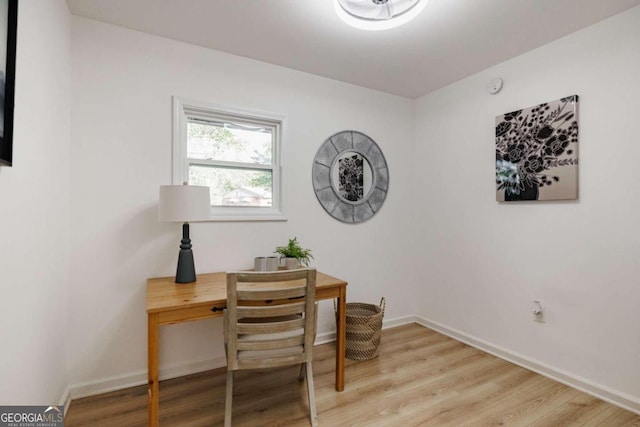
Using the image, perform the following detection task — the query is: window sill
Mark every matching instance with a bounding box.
[199,211,287,222]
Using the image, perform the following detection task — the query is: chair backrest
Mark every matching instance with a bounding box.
[225,268,317,371]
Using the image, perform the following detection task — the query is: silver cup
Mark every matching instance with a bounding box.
[254,257,267,271]
[266,256,279,271]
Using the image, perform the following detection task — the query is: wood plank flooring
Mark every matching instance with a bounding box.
[65,324,640,426]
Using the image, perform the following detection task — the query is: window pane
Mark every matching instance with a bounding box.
[189,165,272,207]
[187,120,273,165]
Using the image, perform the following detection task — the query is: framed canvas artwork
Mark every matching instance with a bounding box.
[496,95,579,202]
[0,0,17,167]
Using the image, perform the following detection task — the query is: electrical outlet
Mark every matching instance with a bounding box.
[532,300,545,323]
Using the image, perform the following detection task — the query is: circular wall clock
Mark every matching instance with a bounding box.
[312,130,389,223]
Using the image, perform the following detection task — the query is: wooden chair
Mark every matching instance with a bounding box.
[223,268,318,427]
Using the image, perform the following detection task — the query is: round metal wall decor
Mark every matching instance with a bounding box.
[312,130,389,223]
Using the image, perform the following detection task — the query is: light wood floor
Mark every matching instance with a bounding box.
[66,324,640,426]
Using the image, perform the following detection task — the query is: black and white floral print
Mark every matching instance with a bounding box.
[338,154,364,202]
[496,95,579,201]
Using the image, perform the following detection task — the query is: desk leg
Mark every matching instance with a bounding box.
[148,312,160,427]
[335,288,346,392]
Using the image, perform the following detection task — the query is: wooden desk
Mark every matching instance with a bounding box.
[146,271,348,426]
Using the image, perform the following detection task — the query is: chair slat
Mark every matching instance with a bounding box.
[237,286,306,301]
[237,335,304,351]
[237,302,305,318]
[236,317,304,334]
[235,269,309,282]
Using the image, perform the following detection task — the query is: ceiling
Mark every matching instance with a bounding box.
[66,0,640,98]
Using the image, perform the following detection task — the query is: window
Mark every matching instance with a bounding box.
[173,97,285,221]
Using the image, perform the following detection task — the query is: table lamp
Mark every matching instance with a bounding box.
[158,184,211,283]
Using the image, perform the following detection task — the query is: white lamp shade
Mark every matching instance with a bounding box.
[158,185,211,222]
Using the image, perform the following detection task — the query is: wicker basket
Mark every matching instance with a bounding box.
[335,298,386,361]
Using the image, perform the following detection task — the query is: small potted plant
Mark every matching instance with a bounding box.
[274,237,314,269]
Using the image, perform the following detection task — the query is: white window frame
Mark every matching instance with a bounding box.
[173,97,286,221]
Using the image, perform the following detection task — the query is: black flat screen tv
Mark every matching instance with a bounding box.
[0,0,18,167]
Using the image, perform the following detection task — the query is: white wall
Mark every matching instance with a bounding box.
[0,0,71,405]
[413,6,640,409]
[69,17,415,392]
[58,4,640,412]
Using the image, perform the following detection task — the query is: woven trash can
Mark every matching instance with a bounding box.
[336,298,385,361]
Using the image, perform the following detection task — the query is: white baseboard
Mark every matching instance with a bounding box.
[68,314,413,400]
[315,330,336,345]
[415,315,640,415]
[69,356,227,400]
[382,314,417,330]
[67,315,640,417]
[60,386,71,417]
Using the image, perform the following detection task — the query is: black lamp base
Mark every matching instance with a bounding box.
[175,222,197,283]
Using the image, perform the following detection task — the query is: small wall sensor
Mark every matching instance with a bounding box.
[532,300,545,323]
[487,78,503,95]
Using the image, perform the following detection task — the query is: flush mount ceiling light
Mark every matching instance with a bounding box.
[334,0,428,31]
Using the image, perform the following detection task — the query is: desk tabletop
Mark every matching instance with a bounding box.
[147,270,347,313]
